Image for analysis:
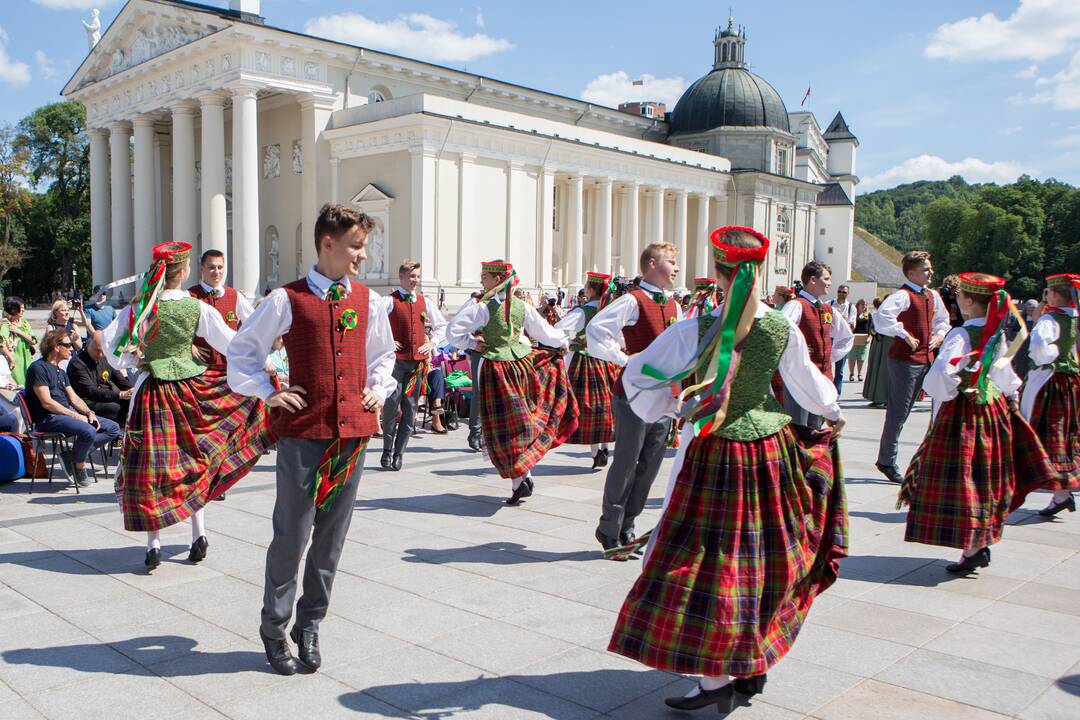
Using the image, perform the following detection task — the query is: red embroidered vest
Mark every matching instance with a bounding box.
[613,288,679,397]
[188,284,240,369]
[888,287,935,365]
[795,296,834,379]
[388,290,428,362]
[272,279,380,440]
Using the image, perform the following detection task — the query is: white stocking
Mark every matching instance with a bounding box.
[685,675,730,697]
[146,531,161,551]
[190,508,206,542]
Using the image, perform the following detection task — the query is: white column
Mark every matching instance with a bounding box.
[108,122,133,281]
[673,189,688,274]
[132,114,157,273]
[596,178,613,273]
[505,160,522,261]
[198,92,227,259]
[567,173,584,291]
[300,93,336,275]
[538,166,555,290]
[329,157,340,204]
[457,153,475,284]
[623,182,639,276]
[695,193,712,278]
[410,148,438,285]
[648,188,665,245]
[170,102,197,245]
[88,128,111,286]
[231,83,260,297]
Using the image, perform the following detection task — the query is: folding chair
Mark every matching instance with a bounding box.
[16,391,76,494]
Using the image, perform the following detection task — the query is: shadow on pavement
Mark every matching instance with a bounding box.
[355,494,503,518]
[0,546,189,575]
[401,541,597,565]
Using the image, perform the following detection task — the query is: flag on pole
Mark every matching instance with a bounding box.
[632,78,644,86]
[800,84,812,107]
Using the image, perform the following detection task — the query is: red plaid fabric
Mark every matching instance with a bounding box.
[1029,373,1080,490]
[566,354,616,445]
[901,395,1052,549]
[188,284,240,369]
[889,287,936,364]
[794,297,834,379]
[117,369,275,532]
[608,427,848,677]
[478,348,579,478]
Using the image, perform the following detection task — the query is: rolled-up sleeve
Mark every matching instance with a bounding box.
[872,290,912,340]
[586,294,637,366]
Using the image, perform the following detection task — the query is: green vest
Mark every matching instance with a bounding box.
[141,298,208,381]
[1046,312,1079,375]
[696,310,792,441]
[481,297,530,361]
[957,325,1001,404]
[569,305,599,355]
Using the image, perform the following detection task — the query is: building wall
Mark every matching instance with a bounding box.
[816,204,855,283]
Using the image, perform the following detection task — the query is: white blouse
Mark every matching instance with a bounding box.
[923,317,1022,420]
[445,296,569,352]
[1021,308,1077,419]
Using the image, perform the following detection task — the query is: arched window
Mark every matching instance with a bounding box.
[368,85,391,104]
[722,44,728,63]
[776,207,791,236]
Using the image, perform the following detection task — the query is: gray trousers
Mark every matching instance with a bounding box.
[598,395,670,540]
[261,437,366,640]
[381,360,421,455]
[467,350,482,435]
[876,356,930,469]
[783,385,824,430]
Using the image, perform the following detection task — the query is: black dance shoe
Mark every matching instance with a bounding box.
[289,626,322,671]
[213,494,226,501]
[595,529,627,560]
[664,683,735,712]
[875,462,903,484]
[380,451,393,469]
[467,431,482,452]
[188,536,208,563]
[506,479,533,506]
[260,630,298,676]
[144,548,161,571]
[733,673,767,697]
[1038,495,1076,517]
[391,454,403,471]
[591,449,609,469]
[619,530,643,556]
[946,547,991,574]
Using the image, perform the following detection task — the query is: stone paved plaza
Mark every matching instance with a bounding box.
[1,383,1079,720]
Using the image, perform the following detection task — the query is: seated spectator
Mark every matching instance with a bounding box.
[268,336,289,385]
[24,330,121,487]
[84,286,117,331]
[0,353,22,433]
[66,330,134,426]
[426,365,448,434]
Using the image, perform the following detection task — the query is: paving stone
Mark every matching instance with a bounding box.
[925,623,1080,678]
[813,679,1010,720]
[426,619,577,675]
[220,673,411,720]
[1002,582,1080,617]
[26,668,203,720]
[1018,682,1080,720]
[808,599,955,647]
[785,622,915,676]
[967,602,1080,647]
[0,699,47,719]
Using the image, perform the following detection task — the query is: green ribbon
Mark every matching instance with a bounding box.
[651,292,667,305]
[327,282,346,301]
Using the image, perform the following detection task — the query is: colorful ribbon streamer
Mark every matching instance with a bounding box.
[112,259,167,358]
[312,438,368,511]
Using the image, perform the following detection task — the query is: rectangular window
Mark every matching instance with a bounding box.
[828,246,834,254]
[819,228,826,235]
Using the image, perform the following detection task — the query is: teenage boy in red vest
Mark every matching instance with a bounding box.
[587,242,682,556]
[228,203,397,676]
[781,261,853,428]
[872,250,950,483]
[379,258,447,471]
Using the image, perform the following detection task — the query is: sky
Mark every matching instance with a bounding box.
[2,0,1080,193]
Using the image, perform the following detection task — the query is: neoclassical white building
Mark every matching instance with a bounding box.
[64,0,858,305]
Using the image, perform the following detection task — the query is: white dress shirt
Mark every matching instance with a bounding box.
[585,280,683,367]
[554,300,599,367]
[1021,308,1078,419]
[923,317,1022,421]
[781,290,854,363]
[199,281,255,323]
[226,267,397,402]
[830,298,857,327]
[378,286,448,348]
[872,281,950,342]
[445,294,569,352]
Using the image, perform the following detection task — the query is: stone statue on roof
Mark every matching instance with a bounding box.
[82,9,102,51]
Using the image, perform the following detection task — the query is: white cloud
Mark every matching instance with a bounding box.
[0,28,30,88]
[34,50,56,80]
[302,12,512,64]
[861,155,1036,192]
[1017,64,1040,78]
[1007,92,1028,105]
[580,71,686,109]
[31,0,115,9]
[926,0,1080,62]
[476,10,485,29]
[1002,126,1024,135]
[1027,50,1080,109]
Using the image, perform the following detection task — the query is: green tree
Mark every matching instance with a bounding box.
[0,124,28,292]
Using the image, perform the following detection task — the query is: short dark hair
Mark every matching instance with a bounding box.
[837,284,850,293]
[200,249,225,266]
[3,298,23,317]
[800,261,831,286]
[314,203,375,254]
[902,251,931,274]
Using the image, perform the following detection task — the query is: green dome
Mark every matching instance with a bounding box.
[669,67,791,135]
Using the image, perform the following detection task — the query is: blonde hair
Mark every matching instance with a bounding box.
[47,300,70,325]
[639,242,678,275]
[398,259,421,274]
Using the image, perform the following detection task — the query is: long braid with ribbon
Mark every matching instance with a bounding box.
[477,268,520,328]
[112,241,192,358]
[948,274,1026,403]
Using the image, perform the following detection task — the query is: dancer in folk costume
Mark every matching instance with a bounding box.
[899,273,1055,573]
[446,260,578,505]
[686,277,721,319]
[587,242,683,554]
[1021,273,1080,517]
[555,271,618,470]
[229,204,396,675]
[608,227,847,713]
[378,258,448,471]
[103,242,274,571]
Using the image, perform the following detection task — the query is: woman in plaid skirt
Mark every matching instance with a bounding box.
[1021,273,1080,517]
[104,242,274,571]
[608,227,847,713]
[899,273,1054,573]
[555,271,617,470]
[446,260,578,505]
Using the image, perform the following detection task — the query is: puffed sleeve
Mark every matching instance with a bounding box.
[524,304,569,349]
[365,290,397,401]
[103,305,139,371]
[622,316,701,423]
[872,290,912,340]
[446,301,488,351]
[1028,314,1061,367]
[922,327,968,403]
[554,307,586,338]
[777,313,841,422]
[196,302,237,355]
[586,294,638,366]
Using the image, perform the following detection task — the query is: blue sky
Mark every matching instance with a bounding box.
[2,0,1079,192]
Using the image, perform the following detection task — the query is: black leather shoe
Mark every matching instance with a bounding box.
[597,448,609,468]
[1038,495,1076,517]
[875,462,903,484]
[289,626,322,671]
[144,548,161,571]
[260,630,298,676]
[506,479,533,506]
[213,493,226,501]
[391,454,403,471]
[733,674,767,697]
[595,529,627,560]
[188,536,208,563]
[468,431,482,452]
[946,547,991,574]
[619,530,643,556]
[380,451,393,469]
[664,683,735,712]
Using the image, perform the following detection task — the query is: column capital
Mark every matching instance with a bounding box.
[459,151,477,164]
[224,80,262,99]
[132,113,159,128]
[298,91,337,111]
[596,177,614,188]
[108,120,132,135]
[196,90,228,108]
[329,156,341,168]
[87,127,110,140]
[408,147,438,159]
[693,191,711,200]
[506,159,524,171]
[168,100,199,115]
[674,187,689,198]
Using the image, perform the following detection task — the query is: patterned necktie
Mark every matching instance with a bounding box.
[403,292,415,302]
[213,288,223,298]
[652,292,666,305]
[327,282,345,301]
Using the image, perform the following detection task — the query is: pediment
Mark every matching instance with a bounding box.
[350,184,395,205]
[65,0,231,94]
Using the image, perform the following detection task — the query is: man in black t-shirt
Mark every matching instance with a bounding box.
[66,331,133,426]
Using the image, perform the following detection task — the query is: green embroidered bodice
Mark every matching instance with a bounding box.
[481,297,530,361]
[569,305,599,355]
[696,310,792,441]
[141,298,208,380]
[956,325,1001,404]
[1046,312,1079,375]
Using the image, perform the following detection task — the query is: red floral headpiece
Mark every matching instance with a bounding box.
[152,241,193,265]
[710,226,770,266]
[958,272,1006,296]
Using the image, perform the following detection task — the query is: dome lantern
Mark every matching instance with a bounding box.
[713,15,747,69]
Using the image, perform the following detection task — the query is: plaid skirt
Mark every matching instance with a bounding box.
[478,349,579,478]
[608,426,848,677]
[566,354,616,445]
[901,396,1052,549]
[117,369,275,532]
[1029,373,1080,490]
